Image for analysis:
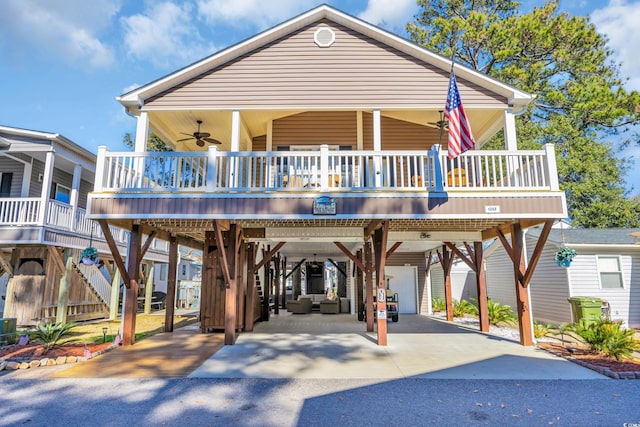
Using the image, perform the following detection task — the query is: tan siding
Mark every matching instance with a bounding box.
[273,111,357,147]
[147,20,505,109]
[252,135,267,151]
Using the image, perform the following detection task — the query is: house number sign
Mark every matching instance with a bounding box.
[312,196,336,215]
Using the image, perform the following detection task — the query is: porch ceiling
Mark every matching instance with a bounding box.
[146,108,504,152]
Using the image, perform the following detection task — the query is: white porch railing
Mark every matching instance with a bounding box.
[95,143,559,193]
[0,198,41,224]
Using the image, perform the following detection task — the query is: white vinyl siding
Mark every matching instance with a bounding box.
[485,245,518,312]
[0,157,25,197]
[429,261,477,303]
[568,249,635,327]
[526,239,572,325]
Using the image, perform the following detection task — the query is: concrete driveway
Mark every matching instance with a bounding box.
[189,313,605,380]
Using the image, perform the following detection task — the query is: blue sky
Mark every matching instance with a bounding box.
[1,0,639,194]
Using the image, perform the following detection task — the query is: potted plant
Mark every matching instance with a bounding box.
[81,246,99,265]
[555,246,576,267]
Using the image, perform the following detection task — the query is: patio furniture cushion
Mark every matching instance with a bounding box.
[287,297,312,314]
[320,299,340,314]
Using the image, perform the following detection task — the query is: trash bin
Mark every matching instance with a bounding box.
[0,318,17,345]
[567,297,603,325]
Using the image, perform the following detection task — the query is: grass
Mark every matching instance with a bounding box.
[56,313,198,345]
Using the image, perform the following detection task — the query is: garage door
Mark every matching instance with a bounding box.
[385,266,417,314]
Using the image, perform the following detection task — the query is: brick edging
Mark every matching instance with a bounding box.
[538,345,640,380]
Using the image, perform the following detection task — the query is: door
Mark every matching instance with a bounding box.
[385,266,418,314]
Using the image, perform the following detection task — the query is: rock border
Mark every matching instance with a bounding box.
[0,343,119,372]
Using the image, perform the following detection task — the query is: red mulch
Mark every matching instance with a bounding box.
[538,342,640,372]
[0,342,112,360]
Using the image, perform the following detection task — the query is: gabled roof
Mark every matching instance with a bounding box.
[117,4,534,111]
[528,227,640,246]
[0,125,96,173]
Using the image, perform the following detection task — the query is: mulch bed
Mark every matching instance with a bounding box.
[537,342,640,373]
[0,342,113,360]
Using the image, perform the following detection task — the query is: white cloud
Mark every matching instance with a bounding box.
[121,1,216,69]
[196,0,317,30]
[0,0,118,68]
[358,0,418,33]
[591,0,640,91]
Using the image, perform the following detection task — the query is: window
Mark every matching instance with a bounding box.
[54,183,71,203]
[0,172,12,197]
[597,256,623,289]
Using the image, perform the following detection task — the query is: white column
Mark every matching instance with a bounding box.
[21,160,32,197]
[425,252,433,315]
[134,111,149,153]
[504,109,519,186]
[503,109,518,151]
[38,151,55,225]
[231,110,241,187]
[356,111,363,150]
[373,110,382,187]
[266,120,273,151]
[70,164,82,230]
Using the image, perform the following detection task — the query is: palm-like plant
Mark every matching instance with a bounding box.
[29,322,77,353]
[486,299,517,326]
[431,297,446,312]
[453,299,478,317]
[568,319,638,360]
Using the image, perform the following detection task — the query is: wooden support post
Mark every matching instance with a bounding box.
[109,268,121,321]
[372,221,389,346]
[122,224,141,346]
[245,242,257,332]
[214,221,240,345]
[143,262,154,314]
[356,249,364,321]
[281,257,287,309]
[364,241,374,332]
[55,250,73,325]
[511,223,533,346]
[273,253,281,315]
[165,236,178,333]
[474,242,489,332]
[262,247,271,321]
[438,244,455,322]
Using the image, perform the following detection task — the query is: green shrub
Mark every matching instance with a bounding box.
[453,299,478,318]
[533,321,554,338]
[431,297,446,312]
[568,318,639,361]
[29,322,77,353]
[470,298,517,326]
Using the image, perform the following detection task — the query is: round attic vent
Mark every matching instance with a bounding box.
[314,27,335,47]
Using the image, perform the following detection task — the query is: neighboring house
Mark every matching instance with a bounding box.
[488,226,640,328]
[87,5,566,346]
[0,126,168,326]
[431,226,640,329]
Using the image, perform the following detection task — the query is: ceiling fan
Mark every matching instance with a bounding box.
[426,110,449,130]
[426,110,448,143]
[177,120,222,147]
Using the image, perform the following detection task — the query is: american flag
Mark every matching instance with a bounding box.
[113,332,122,346]
[444,70,475,159]
[84,344,92,359]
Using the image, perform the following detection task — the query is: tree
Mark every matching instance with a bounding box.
[123,132,171,152]
[408,0,640,227]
